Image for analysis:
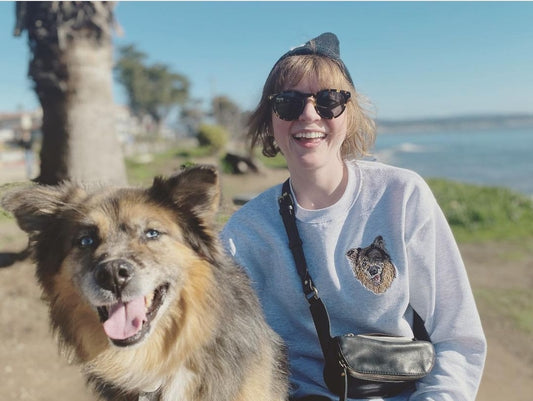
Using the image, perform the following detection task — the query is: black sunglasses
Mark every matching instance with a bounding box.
[268,89,351,121]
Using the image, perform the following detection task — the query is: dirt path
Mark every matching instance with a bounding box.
[460,242,533,401]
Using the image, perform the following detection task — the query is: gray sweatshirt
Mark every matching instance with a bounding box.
[220,160,486,401]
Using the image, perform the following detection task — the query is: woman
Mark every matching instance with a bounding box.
[220,32,486,401]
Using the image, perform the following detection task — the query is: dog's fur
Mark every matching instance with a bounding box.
[346,236,397,295]
[2,165,287,401]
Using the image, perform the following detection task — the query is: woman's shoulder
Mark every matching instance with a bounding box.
[352,159,434,202]
[354,158,419,176]
[354,159,427,186]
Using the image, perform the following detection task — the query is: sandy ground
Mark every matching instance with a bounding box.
[0,162,531,400]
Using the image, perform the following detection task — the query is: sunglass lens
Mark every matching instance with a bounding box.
[271,90,350,120]
[316,91,346,119]
[272,93,304,121]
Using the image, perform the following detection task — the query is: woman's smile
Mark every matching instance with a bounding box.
[292,131,327,145]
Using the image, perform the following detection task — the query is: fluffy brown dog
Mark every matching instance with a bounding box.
[2,165,287,401]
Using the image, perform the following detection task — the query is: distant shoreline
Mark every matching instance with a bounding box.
[373,127,533,196]
[377,113,533,134]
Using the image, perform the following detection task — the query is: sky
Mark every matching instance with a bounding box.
[0,1,532,120]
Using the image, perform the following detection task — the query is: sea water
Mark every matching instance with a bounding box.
[372,127,533,196]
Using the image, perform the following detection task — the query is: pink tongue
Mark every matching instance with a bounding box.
[102,296,147,340]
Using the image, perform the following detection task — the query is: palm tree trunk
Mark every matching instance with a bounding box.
[63,34,127,184]
[15,1,127,185]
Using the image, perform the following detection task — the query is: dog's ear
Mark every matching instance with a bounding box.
[346,248,360,263]
[150,165,220,223]
[1,183,83,234]
[371,235,386,250]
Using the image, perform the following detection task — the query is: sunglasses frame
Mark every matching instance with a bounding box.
[269,89,351,121]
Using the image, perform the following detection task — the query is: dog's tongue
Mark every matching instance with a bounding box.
[102,297,146,340]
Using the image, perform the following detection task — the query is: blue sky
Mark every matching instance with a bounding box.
[1,1,532,120]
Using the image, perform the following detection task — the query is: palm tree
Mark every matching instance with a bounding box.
[14,1,127,185]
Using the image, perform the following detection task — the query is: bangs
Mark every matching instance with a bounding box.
[272,55,352,93]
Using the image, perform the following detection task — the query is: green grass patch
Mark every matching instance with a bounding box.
[125,145,219,185]
[256,152,288,169]
[427,179,533,242]
[475,288,533,334]
[0,206,11,222]
[175,146,215,159]
[125,147,191,185]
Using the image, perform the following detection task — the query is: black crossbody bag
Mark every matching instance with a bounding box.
[278,181,435,400]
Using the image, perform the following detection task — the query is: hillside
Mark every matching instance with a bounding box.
[377,113,533,133]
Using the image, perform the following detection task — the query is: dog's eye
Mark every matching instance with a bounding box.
[145,229,161,240]
[79,235,95,248]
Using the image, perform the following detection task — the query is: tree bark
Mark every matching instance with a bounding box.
[15,2,127,185]
[63,35,127,184]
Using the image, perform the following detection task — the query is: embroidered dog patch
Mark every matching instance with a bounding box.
[346,236,396,294]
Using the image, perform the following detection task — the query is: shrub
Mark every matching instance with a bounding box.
[196,124,229,154]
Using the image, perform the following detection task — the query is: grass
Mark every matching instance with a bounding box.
[257,152,288,169]
[125,145,216,185]
[427,179,533,242]
[475,288,533,334]
[0,205,10,222]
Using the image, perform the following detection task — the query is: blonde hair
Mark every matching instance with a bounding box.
[248,55,376,159]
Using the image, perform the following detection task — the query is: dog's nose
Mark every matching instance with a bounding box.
[368,265,380,276]
[95,259,134,292]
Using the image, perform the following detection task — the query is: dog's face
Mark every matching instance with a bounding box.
[2,166,221,354]
[346,236,397,295]
[69,195,189,348]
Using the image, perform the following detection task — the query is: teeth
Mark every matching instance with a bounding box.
[145,293,154,309]
[293,132,325,139]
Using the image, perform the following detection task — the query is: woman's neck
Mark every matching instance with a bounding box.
[290,161,348,210]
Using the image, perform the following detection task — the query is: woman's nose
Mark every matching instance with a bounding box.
[298,98,321,121]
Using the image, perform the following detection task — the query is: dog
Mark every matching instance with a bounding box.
[346,236,397,295]
[2,165,288,401]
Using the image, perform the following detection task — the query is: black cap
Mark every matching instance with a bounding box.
[272,32,354,85]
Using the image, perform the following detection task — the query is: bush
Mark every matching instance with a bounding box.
[196,124,229,154]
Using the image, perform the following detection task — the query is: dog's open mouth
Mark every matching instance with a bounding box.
[97,283,169,347]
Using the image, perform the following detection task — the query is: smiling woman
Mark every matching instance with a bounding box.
[220,32,487,401]
[249,45,376,162]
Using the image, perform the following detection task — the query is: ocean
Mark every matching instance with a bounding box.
[372,127,533,196]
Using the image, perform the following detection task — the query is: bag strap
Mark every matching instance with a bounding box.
[278,180,319,300]
[413,306,430,342]
[279,180,333,356]
[278,179,430,343]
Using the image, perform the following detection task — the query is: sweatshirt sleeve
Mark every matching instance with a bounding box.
[405,180,487,401]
